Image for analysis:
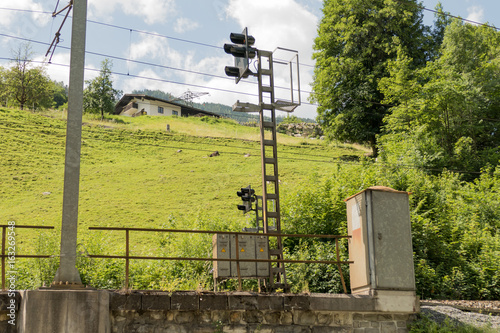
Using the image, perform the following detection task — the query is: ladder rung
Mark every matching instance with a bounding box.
[262,121,274,128]
[259,50,272,57]
[261,69,272,76]
[265,175,277,182]
[269,249,282,256]
[261,86,273,93]
[261,103,274,110]
[263,140,275,146]
[266,212,278,218]
[265,193,277,200]
[271,267,285,274]
[271,283,289,291]
[265,158,276,164]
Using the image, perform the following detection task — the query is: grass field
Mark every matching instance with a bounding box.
[0,107,366,278]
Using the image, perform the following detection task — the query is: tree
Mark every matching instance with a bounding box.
[52,81,68,109]
[427,3,452,60]
[5,43,53,110]
[0,66,8,106]
[310,0,428,156]
[379,20,500,178]
[83,59,121,120]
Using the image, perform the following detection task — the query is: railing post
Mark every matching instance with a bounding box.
[2,226,6,291]
[235,234,242,291]
[125,229,130,291]
[336,238,347,294]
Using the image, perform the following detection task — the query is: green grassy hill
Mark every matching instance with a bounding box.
[0,108,365,256]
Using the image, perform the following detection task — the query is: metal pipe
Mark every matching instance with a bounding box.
[125,229,129,290]
[2,227,5,291]
[87,255,352,265]
[88,226,351,240]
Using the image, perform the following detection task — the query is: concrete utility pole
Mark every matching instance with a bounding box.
[54,0,87,285]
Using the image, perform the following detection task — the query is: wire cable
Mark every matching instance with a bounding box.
[0,122,484,176]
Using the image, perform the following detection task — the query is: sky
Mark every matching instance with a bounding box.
[0,0,499,120]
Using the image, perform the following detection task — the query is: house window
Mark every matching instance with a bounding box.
[132,102,138,109]
[172,110,178,116]
[158,106,164,114]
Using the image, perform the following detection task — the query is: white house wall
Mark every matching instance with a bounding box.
[120,98,182,117]
[136,99,182,116]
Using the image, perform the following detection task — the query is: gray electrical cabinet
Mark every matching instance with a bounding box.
[230,234,256,277]
[345,186,416,295]
[212,234,231,278]
[255,235,270,277]
[213,234,269,279]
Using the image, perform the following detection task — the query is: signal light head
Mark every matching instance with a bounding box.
[225,66,240,78]
[224,27,257,83]
[230,32,255,46]
[224,44,247,58]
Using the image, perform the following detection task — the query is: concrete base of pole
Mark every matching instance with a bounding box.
[18,290,110,333]
[54,265,83,285]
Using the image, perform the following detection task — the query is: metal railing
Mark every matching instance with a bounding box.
[88,227,352,293]
[0,225,55,290]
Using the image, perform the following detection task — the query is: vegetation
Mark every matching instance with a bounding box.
[83,59,122,120]
[0,43,53,110]
[311,0,429,156]
[409,314,497,333]
[379,19,500,178]
[1,106,498,301]
[0,9,498,333]
[282,164,500,299]
[0,107,360,291]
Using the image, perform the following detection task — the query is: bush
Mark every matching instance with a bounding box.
[280,164,500,298]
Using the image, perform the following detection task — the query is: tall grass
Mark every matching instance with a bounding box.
[1,107,366,290]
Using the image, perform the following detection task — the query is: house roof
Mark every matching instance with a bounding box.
[114,94,221,118]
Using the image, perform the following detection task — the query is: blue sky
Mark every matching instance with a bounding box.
[0,0,498,119]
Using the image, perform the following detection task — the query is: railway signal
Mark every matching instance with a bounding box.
[224,28,256,83]
[237,185,255,213]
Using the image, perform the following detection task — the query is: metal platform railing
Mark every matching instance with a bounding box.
[88,227,352,293]
[0,225,55,290]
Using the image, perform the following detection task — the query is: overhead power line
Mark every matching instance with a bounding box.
[1,5,499,112]
[0,124,484,176]
[392,0,499,31]
[0,31,314,102]
[0,6,317,69]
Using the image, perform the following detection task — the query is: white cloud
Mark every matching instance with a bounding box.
[466,6,484,25]
[121,68,185,97]
[127,33,186,75]
[174,18,200,33]
[226,0,317,60]
[35,52,71,84]
[87,0,177,24]
[224,0,318,118]
[0,0,50,33]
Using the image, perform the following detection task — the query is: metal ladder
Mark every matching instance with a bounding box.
[256,50,288,292]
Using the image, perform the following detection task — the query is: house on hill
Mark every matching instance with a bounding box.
[114,94,220,118]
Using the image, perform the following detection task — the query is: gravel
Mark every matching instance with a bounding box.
[420,301,500,330]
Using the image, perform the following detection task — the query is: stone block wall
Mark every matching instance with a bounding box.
[109,292,416,333]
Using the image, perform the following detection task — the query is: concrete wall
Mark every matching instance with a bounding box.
[0,291,417,333]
